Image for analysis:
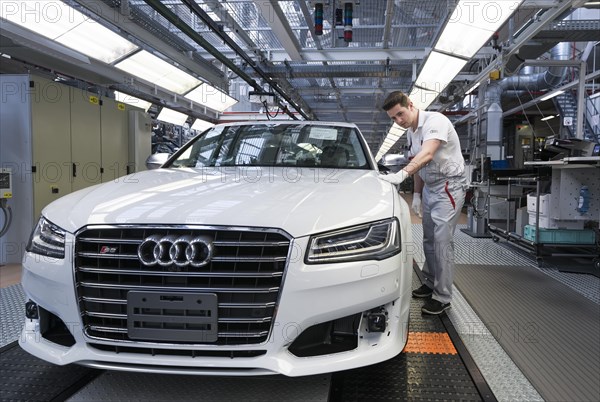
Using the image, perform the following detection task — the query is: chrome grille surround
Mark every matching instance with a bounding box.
[74,225,292,346]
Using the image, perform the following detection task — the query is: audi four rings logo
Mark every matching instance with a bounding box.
[137,234,214,267]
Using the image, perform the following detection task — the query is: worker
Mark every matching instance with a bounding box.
[379,91,467,315]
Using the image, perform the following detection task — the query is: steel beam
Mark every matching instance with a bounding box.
[268,48,428,62]
[72,0,226,88]
[252,0,303,61]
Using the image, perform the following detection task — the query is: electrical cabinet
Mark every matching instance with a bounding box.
[29,76,74,216]
[70,86,102,192]
[0,74,145,264]
[102,97,132,181]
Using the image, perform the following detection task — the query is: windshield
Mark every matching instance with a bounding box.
[168,123,372,169]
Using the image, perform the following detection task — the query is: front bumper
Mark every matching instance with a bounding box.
[19,235,412,377]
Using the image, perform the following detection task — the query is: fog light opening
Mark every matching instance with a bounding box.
[288,313,361,357]
[366,307,387,333]
[25,300,39,319]
[39,307,76,347]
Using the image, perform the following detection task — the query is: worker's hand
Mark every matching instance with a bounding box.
[379,170,409,185]
[412,193,422,218]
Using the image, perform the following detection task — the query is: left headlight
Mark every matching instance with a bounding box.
[26,217,66,259]
[306,218,400,264]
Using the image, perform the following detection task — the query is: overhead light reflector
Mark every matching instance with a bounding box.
[156,107,188,126]
[435,1,523,58]
[0,0,138,63]
[191,119,215,132]
[114,91,152,111]
[185,84,238,112]
[465,82,481,95]
[115,50,202,94]
[415,51,466,93]
[540,90,565,101]
[540,115,555,121]
[408,87,440,111]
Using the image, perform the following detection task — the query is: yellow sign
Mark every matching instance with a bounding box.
[117,103,126,111]
[89,96,99,105]
[2,192,12,198]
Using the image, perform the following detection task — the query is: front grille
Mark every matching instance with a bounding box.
[75,226,291,345]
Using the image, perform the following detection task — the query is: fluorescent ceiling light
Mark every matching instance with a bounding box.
[540,90,565,101]
[415,51,467,93]
[436,1,523,58]
[156,107,188,126]
[378,124,407,159]
[540,115,555,121]
[191,119,215,132]
[185,84,238,112]
[0,0,138,63]
[589,91,600,99]
[408,87,439,110]
[114,91,152,111]
[115,50,202,94]
[465,82,481,95]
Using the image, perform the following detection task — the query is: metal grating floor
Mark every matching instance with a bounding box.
[1,223,596,401]
[453,263,600,402]
[68,371,331,402]
[1,284,24,347]
[448,287,543,401]
[412,223,599,402]
[414,224,600,302]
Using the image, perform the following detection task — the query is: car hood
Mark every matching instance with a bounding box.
[43,167,396,238]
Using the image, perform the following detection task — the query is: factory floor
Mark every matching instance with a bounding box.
[1,195,598,401]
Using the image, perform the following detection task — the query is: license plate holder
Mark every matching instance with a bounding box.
[127,291,218,342]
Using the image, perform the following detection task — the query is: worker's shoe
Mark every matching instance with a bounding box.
[412,284,433,298]
[421,299,451,315]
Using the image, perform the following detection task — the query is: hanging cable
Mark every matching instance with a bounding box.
[263,101,281,120]
[0,199,12,238]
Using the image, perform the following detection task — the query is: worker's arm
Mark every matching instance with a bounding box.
[404,139,441,176]
[379,139,442,185]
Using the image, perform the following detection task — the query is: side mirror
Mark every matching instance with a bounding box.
[377,163,391,173]
[145,153,170,170]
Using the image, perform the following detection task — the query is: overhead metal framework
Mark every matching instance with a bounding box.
[1,0,598,154]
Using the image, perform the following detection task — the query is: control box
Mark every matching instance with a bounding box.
[0,168,12,198]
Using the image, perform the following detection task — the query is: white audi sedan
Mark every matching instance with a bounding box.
[20,121,413,376]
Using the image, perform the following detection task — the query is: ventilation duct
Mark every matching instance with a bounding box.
[485,41,571,105]
[482,41,571,160]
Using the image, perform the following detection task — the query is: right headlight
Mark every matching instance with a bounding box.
[306,218,401,264]
[26,217,66,259]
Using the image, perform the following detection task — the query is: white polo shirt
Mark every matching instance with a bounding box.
[407,110,465,185]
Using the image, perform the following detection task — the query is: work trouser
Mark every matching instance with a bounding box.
[421,177,466,304]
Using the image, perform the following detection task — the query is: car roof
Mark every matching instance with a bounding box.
[213,121,360,130]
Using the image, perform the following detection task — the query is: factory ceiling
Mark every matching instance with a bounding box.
[1,0,599,155]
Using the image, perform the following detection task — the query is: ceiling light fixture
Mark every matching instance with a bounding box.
[185,84,238,112]
[540,115,555,121]
[191,119,215,132]
[540,90,565,101]
[435,1,523,58]
[0,0,138,63]
[377,0,524,158]
[114,91,152,112]
[465,82,481,95]
[115,50,202,95]
[156,107,189,126]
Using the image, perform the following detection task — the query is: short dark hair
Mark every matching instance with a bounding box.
[382,91,410,111]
